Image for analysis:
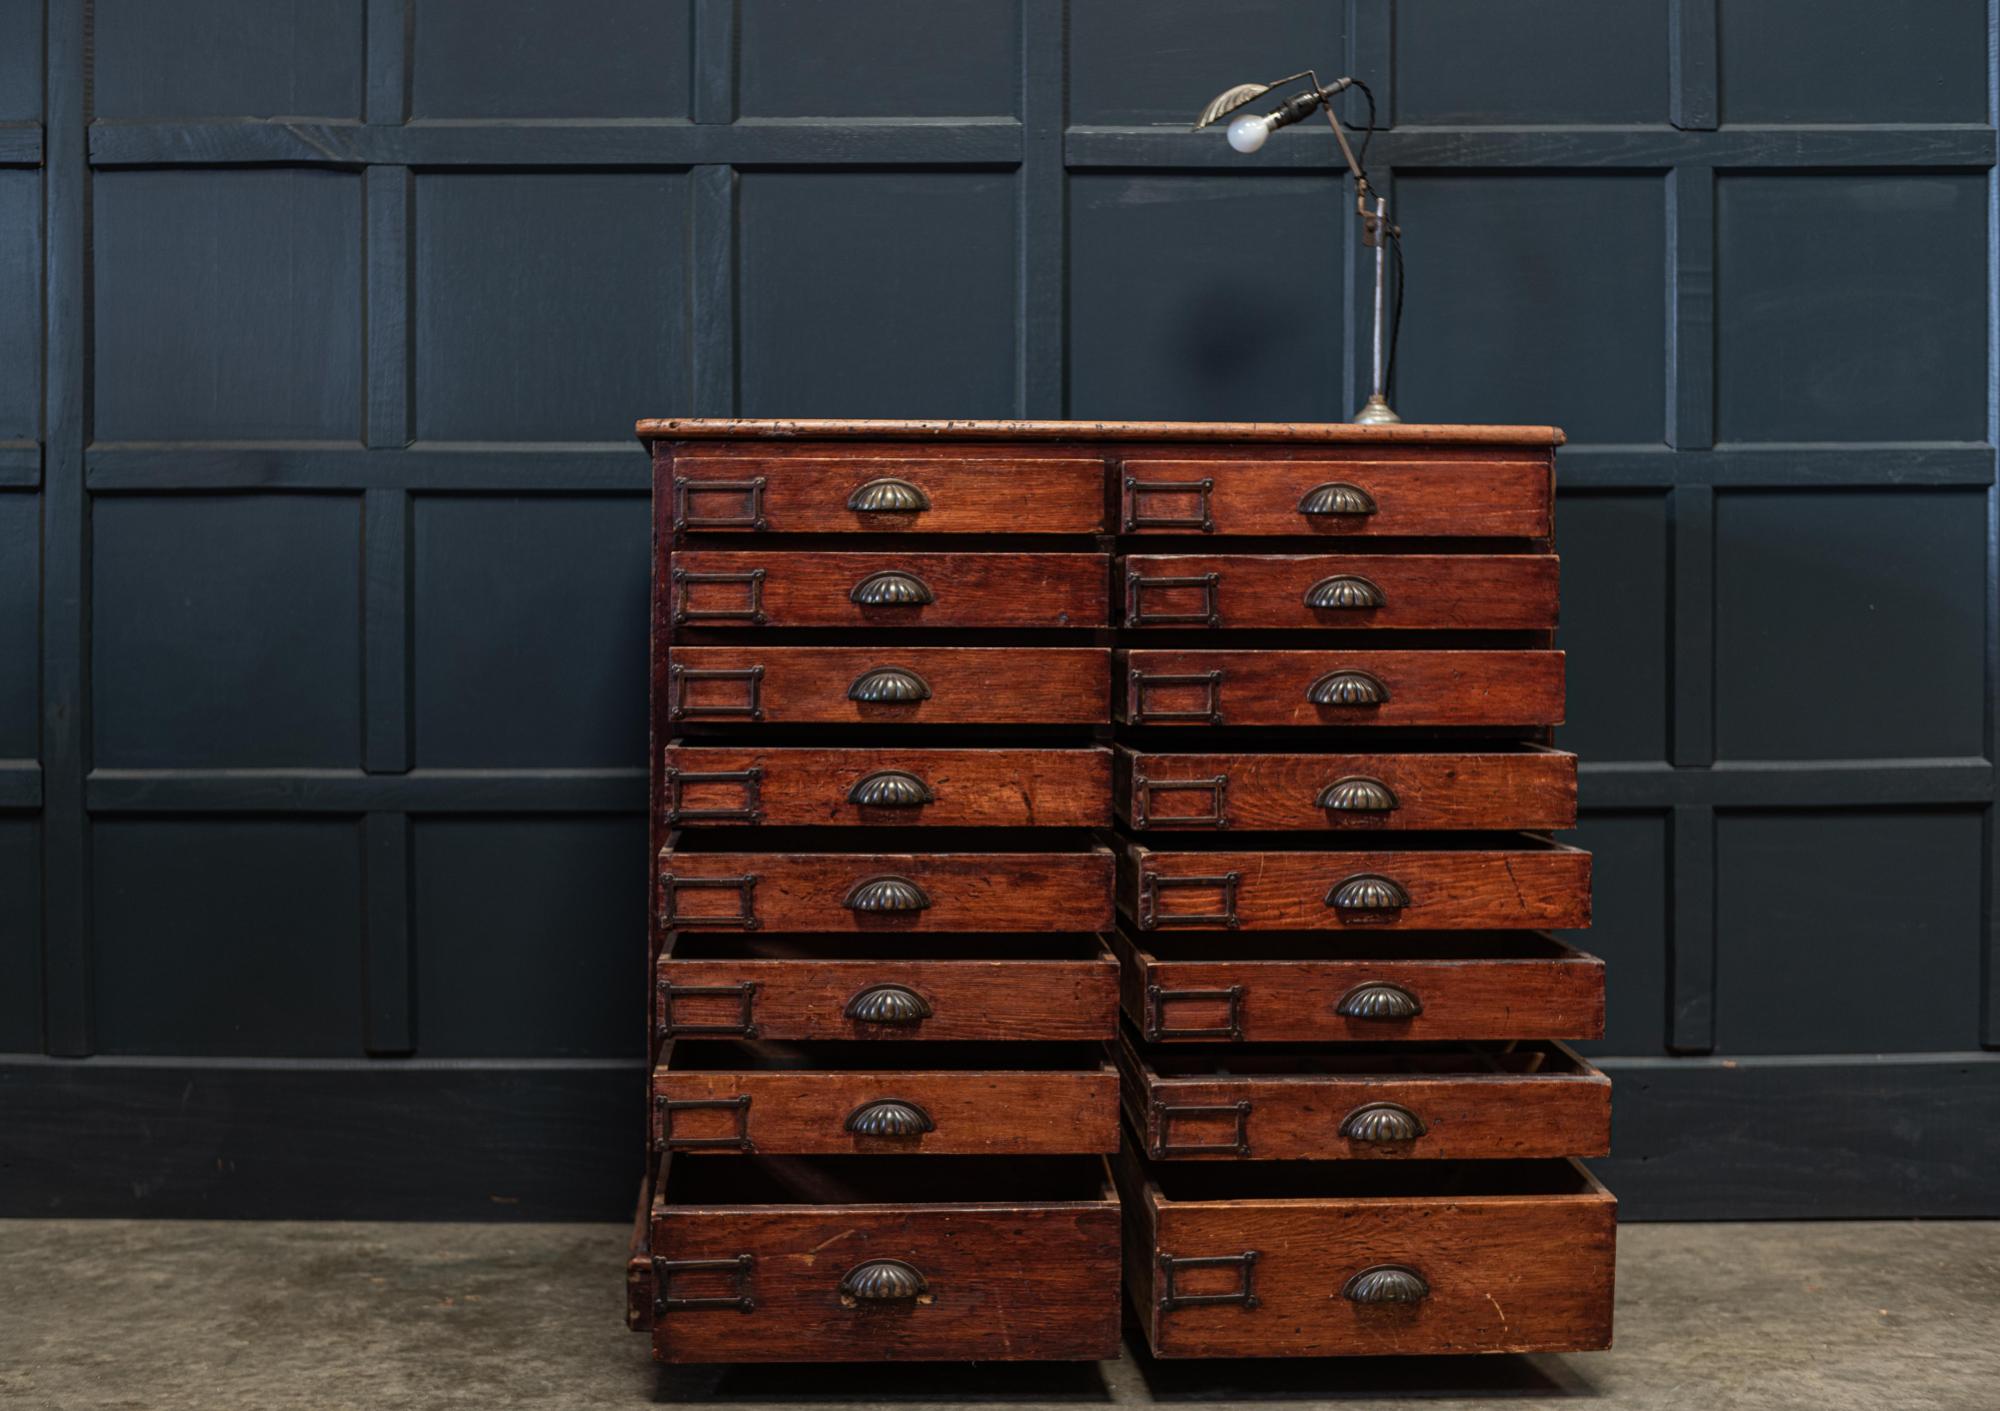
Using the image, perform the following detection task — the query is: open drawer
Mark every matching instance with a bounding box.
[649,1154,1121,1362]
[1115,1149,1615,1358]
[1116,1030,1610,1161]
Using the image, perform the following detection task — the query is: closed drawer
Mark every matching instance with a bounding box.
[1115,1151,1615,1358]
[671,450,1109,534]
[1119,554,1558,630]
[1113,931,1605,1043]
[1116,649,1563,728]
[670,646,1110,725]
[657,934,1119,1042]
[1114,744,1576,832]
[673,551,1110,629]
[1117,1030,1610,1161]
[1116,453,1551,538]
[653,1041,1118,1156]
[660,831,1114,933]
[665,744,1112,828]
[1117,835,1591,933]
[652,1154,1121,1362]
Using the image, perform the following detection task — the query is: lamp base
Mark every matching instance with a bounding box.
[1352,393,1402,425]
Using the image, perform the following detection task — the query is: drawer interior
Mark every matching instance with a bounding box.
[665,934,1109,962]
[659,1154,1112,1207]
[1134,1039,1595,1080]
[1120,830,1578,854]
[1141,1155,1605,1203]
[667,1039,1110,1072]
[1127,931,1587,963]
[665,827,1109,854]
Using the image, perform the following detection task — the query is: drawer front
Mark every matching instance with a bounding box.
[671,452,1109,534]
[1114,933,1605,1043]
[658,946,1120,1042]
[1116,455,1551,538]
[665,745,1112,827]
[1119,554,1558,630]
[660,850,1115,932]
[1117,1035,1611,1162]
[652,1176,1120,1362]
[1117,1152,1615,1358]
[674,551,1111,630]
[1115,746,1576,832]
[654,1065,1119,1155]
[1118,845,1591,932]
[671,646,1111,724]
[1116,650,1564,728]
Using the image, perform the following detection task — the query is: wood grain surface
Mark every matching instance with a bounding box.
[670,451,1110,533]
[1116,649,1565,728]
[665,745,1113,827]
[671,645,1112,724]
[674,550,1111,628]
[1116,455,1552,538]
[1118,553,1559,630]
[640,419,1565,446]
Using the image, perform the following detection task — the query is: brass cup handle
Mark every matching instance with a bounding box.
[844,875,932,912]
[848,667,932,703]
[844,984,932,1025]
[1297,482,1379,518]
[1338,1101,1427,1143]
[1327,873,1410,912]
[1308,669,1389,707]
[1317,776,1398,812]
[850,570,934,607]
[1304,574,1385,610]
[1342,1264,1429,1304]
[839,1259,931,1305]
[847,770,935,808]
[846,478,931,513]
[845,1099,935,1137]
[1334,981,1422,1021]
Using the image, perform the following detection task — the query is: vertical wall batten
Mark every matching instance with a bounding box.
[1018,0,1067,417]
[1669,0,1720,131]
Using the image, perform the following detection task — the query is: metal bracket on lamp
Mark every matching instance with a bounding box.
[1193,70,1402,425]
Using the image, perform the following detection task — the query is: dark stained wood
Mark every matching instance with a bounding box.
[627,1159,656,1332]
[1116,454,1552,538]
[660,843,1115,932]
[1114,1150,1616,1358]
[1112,931,1605,1044]
[670,448,1110,533]
[671,645,1111,724]
[674,550,1111,629]
[639,419,1566,446]
[652,1156,1122,1362]
[665,744,1112,827]
[658,935,1119,1042]
[1114,744,1577,832]
[652,1044,1119,1155]
[1119,553,1559,630]
[1116,1031,1611,1162]
[1117,649,1565,728]
[1118,839,1592,932]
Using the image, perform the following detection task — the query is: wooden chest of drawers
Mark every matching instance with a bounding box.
[630,418,1609,1364]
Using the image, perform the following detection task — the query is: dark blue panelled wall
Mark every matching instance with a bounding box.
[1,0,1996,1218]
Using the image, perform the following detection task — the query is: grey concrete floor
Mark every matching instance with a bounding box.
[1,1220,1995,1411]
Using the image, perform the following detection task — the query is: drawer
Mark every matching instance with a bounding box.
[1115,452,1551,538]
[1119,554,1558,630]
[672,551,1110,629]
[1112,931,1605,1043]
[650,1154,1121,1362]
[652,1041,1118,1156]
[664,744,1111,828]
[1117,1030,1610,1161]
[627,1157,657,1332]
[1115,1151,1615,1358]
[657,934,1119,1042]
[1114,744,1576,832]
[670,646,1110,725]
[660,831,1115,933]
[1116,834,1591,932]
[670,450,1110,534]
[1116,649,1562,728]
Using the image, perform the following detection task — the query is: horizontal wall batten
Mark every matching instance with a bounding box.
[86,118,1025,168]
[1067,124,1998,170]
[1580,758,1996,809]
[0,122,39,165]
[0,762,42,810]
[86,443,649,491]
[1558,444,1997,489]
[86,768,648,813]
[0,443,40,486]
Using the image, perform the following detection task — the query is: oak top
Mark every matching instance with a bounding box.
[636,418,1565,447]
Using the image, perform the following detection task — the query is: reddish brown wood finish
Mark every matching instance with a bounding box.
[664,745,1112,828]
[1114,744,1577,832]
[641,419,1565,446]
[652,1047,1119,1155]
[1111,931,1605,1043]
[671,646,1111,724]
[660,843,1115,933]
[1115,454,1552,538]
[1115,1151,1616,1358]
[1116,649,1564,728]
[1116,1032,1610,1162]
[670,449,1110,533]
[1119,554,1559,630]
[627,1160,656,1332]
[652,1156,1122,1362]
[1117,839,1592,933]
[674,551,1111,629]
[657,936,1119,1042]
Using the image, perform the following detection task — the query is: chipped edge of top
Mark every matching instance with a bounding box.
[634,417,1566,447]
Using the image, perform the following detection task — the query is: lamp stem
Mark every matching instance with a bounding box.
[1354,194,1400,424]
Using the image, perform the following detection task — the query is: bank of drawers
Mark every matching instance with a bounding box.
[634,424,1608,1364]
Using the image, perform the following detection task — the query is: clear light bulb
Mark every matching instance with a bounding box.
[1226,113,1272,153]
